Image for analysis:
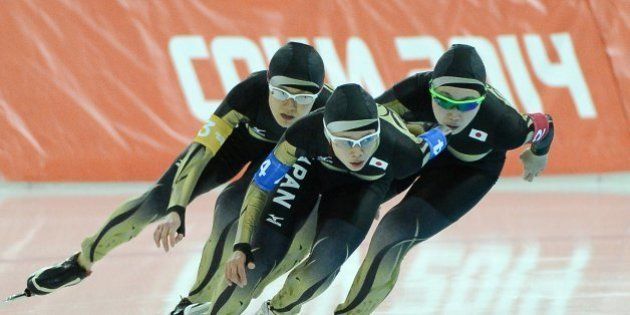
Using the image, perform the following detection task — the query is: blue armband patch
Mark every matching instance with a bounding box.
[254,153,291,192]
[418,127,448,160]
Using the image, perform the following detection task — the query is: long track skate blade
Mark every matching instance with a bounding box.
[3,292,28,303]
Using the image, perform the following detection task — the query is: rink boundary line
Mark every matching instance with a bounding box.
[0,172,629,197]
[494,172,630,194]
[163,252,202,315]
[0,182,228,197]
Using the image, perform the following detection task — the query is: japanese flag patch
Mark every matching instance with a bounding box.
[369,157,389,170]
[469,128,488,142]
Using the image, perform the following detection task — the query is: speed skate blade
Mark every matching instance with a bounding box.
[3,291,29,303]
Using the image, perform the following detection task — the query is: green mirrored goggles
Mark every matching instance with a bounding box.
[429,87,486,111]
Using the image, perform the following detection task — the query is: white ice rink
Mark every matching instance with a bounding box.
[1,173,629,314]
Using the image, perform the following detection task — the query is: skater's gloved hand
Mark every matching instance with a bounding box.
[153,212,184,252]
[225,247,255,288]
[519,148,548,182]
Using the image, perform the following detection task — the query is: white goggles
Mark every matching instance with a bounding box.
[323,119,380,149]
[269,84,320,105]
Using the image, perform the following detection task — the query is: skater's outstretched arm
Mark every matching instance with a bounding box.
[153,76,257,252]
[153,115,238,252]
[485,84,555,182]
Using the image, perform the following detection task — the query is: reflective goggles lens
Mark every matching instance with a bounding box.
[269,84,319,105]
[323,119,380,149]
[429,87,485,112]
